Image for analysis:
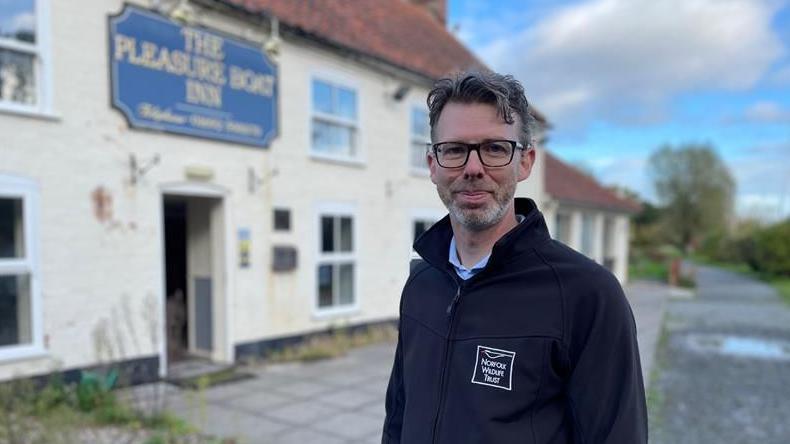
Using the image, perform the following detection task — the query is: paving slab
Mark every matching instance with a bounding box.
[132,282,667,443]
[310,411,384,441]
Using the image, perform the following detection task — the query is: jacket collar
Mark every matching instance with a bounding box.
[414,197,551,272]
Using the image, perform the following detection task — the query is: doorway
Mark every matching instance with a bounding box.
[163,193,226,369]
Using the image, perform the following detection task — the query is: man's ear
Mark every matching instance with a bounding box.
[517,147,536,181]
[428,151,439,184]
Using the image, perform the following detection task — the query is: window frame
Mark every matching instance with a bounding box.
[309,75,362,164]
[409,105,430,174]
[0,174,43,361]
[0,0,54,117]
[313,202,359,317]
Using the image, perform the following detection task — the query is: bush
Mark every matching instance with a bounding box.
[749,220,790,276]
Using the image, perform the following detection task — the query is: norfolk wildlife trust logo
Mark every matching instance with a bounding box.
[471,345,516,390]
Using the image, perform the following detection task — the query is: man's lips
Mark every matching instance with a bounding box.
[455,190,491,204]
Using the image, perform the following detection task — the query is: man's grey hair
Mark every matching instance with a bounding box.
[427,70,535,148]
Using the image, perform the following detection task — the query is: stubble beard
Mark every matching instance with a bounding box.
[438,179,516,232]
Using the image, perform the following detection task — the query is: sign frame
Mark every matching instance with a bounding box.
[107,4,279,148]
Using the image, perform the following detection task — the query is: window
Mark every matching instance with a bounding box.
[311,79,358,160]
[0,175,41,360]
[317,212,355,310]
[554,212,571,244]
[413,219,435,243]
[581,213,595,257]
[273,208,290,231]
[0,0,50,113]
[410,107,430,170]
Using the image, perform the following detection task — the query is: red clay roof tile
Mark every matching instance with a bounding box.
[224,0,485,80]
[544,151,641,214]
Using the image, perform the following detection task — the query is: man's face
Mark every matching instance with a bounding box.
[428,102,535,231]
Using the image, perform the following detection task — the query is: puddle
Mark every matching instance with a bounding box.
[684,334,790,361]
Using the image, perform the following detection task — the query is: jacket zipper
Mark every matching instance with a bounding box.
[431,282,463,443]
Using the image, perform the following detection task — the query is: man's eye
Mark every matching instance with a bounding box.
[442,145,467,156]
[483,143,509,155]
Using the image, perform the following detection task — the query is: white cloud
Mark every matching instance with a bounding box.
[744,101,790,123]
[729,140,790,220]
[736,193,789,221]
[474,0,786,129]
[0,12,35,35]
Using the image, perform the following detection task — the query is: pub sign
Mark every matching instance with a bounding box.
[109,5,278,147]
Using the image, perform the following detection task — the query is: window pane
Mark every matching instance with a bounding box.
[338,263,353,305]
[312,121,355,157]
[410,142,427,168]
[0,274,31,347]
[321,216,334,253]
[339,217,352,252]
[414,220,430,242]
[273,208,290,231]
[0,0,35,43]
[555,213,570,244]
[337,87,356,120]
[317,264,333,308]
[0,198,24,259]
[411,109,429,137]
[312,80,333,115]
[0,48,36,105]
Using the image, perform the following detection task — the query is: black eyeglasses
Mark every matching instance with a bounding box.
[430,140,526,168]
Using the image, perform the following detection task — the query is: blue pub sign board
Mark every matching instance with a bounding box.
[109,5,278,147]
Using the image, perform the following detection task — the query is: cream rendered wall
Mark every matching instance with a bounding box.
[243,38,446,344]
[613,215,630,283]
[0,0,272,380]
[515,147,545,205]
[2,0,554,380]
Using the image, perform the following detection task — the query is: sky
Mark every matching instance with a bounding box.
[448,0,790,222]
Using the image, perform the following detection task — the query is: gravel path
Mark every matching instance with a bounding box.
[649,264,790,444]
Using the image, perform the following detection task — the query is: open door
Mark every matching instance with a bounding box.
[163,194,226,367]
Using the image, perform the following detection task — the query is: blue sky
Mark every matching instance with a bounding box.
[448,0,790,221]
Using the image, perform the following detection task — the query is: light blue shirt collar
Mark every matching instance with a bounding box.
[449,236,490,281]
[448,214,526,280]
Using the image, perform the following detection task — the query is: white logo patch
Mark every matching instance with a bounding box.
[471,345,516,391]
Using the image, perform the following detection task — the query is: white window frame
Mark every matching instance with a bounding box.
[309,75,362,165]
[313,202,359,317]
[0,174,43,361]
[409,105,430,174]
[0,0,54,118]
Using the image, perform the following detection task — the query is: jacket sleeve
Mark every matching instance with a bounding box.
[382,334,404,443]
[565,274,648,444]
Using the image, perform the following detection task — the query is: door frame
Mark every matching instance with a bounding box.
[158,182,234,376]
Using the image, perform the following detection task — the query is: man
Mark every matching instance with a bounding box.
[382,71,647,443]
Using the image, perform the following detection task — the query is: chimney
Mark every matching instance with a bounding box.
[407,0,446,25]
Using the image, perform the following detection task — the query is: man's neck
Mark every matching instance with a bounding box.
[451,210,519,268]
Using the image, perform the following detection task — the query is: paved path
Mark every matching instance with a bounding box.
[650,264,790,444]
[125,280,666,443]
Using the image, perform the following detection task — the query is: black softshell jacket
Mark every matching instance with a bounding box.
[382,198,648,443]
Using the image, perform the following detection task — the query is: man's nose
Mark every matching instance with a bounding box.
[463,149,485,179]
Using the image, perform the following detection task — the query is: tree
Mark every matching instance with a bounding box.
[647,143,735,252]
